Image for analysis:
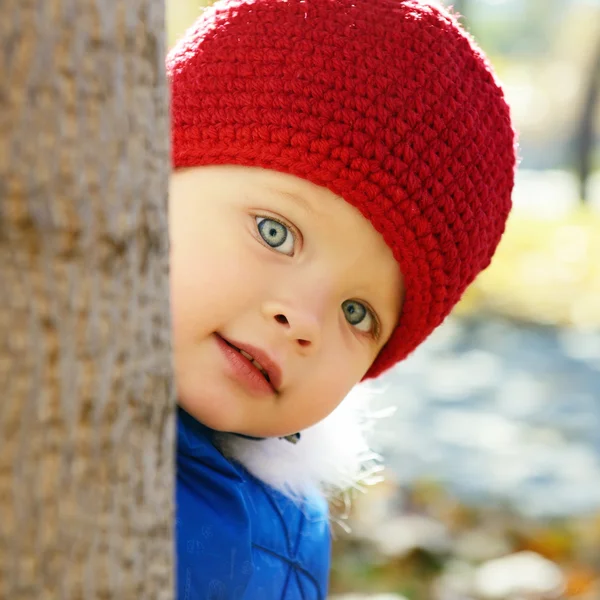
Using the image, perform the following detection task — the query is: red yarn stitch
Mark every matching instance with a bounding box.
[168,0,516,378]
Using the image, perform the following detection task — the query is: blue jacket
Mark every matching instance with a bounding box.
[176,407,331,600]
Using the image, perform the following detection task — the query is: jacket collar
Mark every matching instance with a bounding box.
[177,407,245,483]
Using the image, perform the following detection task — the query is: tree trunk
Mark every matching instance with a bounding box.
[576,25,600,203]
[0,2,173,599]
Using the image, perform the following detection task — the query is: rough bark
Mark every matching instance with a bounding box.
[0,1,173,598]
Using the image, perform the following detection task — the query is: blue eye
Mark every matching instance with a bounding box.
[256,217,295,255]
[342,300,375,333]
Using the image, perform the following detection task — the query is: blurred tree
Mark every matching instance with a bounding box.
[576,25,600,203]
[448,0,470,32]
[0,1,174,598]
[450,0,468,19]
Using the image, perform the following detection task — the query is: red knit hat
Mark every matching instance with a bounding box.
[167,0,516,379]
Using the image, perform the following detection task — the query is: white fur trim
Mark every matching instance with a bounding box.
[215,385,390,502]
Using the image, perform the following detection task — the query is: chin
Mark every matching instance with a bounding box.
[177,391,243,434]
[177,387,314,439]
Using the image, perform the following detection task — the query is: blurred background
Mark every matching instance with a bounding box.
[167,1,600,598]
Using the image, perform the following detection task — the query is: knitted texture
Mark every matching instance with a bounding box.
[167,0,516,378]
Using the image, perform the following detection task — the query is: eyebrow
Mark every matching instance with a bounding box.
[265,187,316,216]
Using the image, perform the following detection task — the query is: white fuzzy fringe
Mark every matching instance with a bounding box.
[216,385,391,503]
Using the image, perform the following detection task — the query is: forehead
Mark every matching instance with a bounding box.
[253,168,389,252]
[250,168,366,226]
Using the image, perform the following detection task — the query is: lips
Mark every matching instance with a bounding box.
[218,335,282,391]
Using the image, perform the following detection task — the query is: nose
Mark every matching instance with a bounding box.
[262,301,322,352]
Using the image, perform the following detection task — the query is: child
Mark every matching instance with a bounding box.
[167,0,516,598]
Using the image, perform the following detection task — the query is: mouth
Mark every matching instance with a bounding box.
[217,334,282,391]
[223,339,271,382]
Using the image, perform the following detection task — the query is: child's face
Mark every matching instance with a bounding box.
[169,166,403,437]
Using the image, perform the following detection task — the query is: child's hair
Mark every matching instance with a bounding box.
[167,0,516,377]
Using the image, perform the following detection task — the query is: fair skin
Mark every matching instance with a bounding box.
[169,165,404,438]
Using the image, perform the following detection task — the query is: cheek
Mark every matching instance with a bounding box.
[170,228,266,338]
[302,352,368,424]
